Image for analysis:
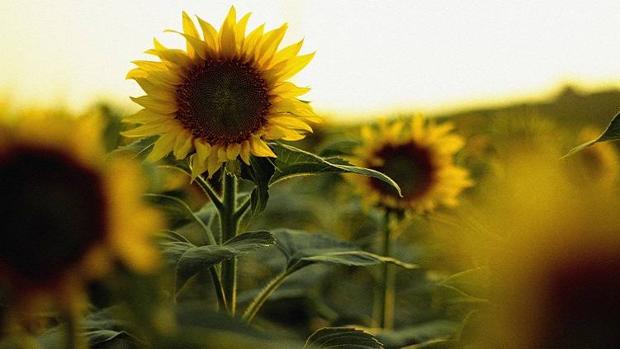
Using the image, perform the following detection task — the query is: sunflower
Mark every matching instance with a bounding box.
[348,117,472,213]
[473,154,620,349]
[124,7,319,178]
[0,113,162,314]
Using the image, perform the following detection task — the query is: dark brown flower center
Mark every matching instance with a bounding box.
[0,146,107,283]
[175,59,271,145]
[539,253,620,348]
[369,142,436,203]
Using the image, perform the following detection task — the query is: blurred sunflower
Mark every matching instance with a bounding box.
[477,155,620,349]
[0,114,162,314]
[349,117,472,213]
[124,7,319,178]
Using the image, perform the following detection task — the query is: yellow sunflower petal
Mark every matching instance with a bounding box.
[269,115,313,132]
[240,140,251,164]
[121,121,178,138]
[130,96,177,114]
[194,139,212,163]
[182,11,200,57]
[207,152,222,177]
[242,23,265,54]
[256,24,288,66]
[250,137,276,157]
[147,133,177,161]
[123,109,171,125]
[197,16,219,50]
[270,82,311,99]
[173,131,194,159]
[219,6,237,58]
[226,143,241,160]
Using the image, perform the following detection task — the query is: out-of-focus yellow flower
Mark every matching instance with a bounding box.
[348,116,473,213]
[462,150,620,349]
[124,7,319,178]
[0,113,163,315]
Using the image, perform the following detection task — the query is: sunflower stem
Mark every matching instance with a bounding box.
[377,210,396,329]
[209,266,228,312]
[220,172,238,315]
[63,309,86,349]
[233,196,252,221]
[195,175,225,212]
[242,270,290,323]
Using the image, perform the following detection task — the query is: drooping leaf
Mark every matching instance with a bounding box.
[240,156,276,215]
[175,231,275,290]
[304,327,384,349]
[273,229,417,272]
[269,143,401,196]
[564,110,620,157]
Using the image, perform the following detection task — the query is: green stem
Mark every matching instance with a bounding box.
[64,310,85,349]
[233,196,252,222]
[209,267,228,312]
[242,270,290,323]
[195,175,225,212]
[220,173,238,315]
[377,210,396,329]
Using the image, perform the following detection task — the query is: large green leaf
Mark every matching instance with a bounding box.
[304,327,384,349]
[564,110,620,157]
[273,229,417,273]
[269,143,401,196]
[173,231,275,291]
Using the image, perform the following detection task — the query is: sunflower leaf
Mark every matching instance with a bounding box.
[564,110,620,157]
[273,229,417,273]
[304,327,384,349]
[269,142,402,197]
[175,231,275,292]
[240,156,276,215]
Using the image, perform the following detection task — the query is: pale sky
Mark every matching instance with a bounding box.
[1,1,620,118]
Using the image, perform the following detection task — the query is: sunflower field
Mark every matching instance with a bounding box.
[2,3,620,349]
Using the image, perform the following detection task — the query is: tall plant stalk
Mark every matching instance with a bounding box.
[220,173,239,315]
[377,210,396,329]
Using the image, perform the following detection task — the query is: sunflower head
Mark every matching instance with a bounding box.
[348,116,473,213]
[487,174,620,349]
[124,7,320,178]
[0,113,162,314]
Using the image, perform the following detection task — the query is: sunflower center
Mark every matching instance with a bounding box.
[175,59,271,145]
[540,254,620,348]
[369,142,436,202]
[0,147,107,283]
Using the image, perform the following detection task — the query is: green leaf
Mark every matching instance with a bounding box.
[564,111,620,157]
[273,229,417,272]
[240,156,276,215]
[378,321,459,348]
[304,327,384,349]
[175,231,275,291]
[269,143,401,196]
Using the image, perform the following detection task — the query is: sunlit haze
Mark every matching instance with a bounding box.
[2,0,619,118]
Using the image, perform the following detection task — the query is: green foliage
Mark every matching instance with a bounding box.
[273,229,417,273]
[160,231,275,292]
